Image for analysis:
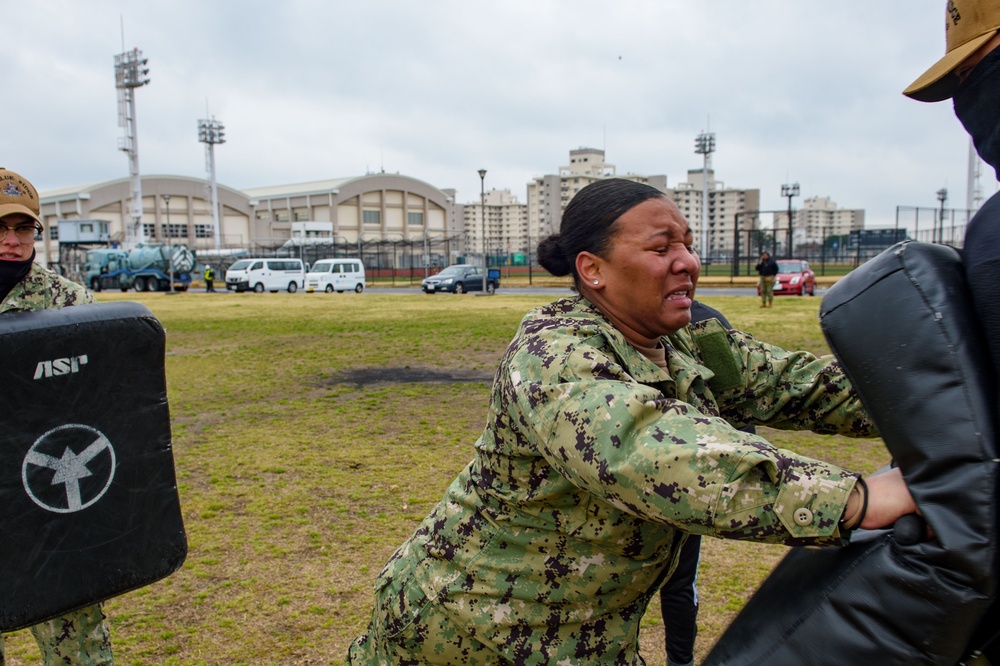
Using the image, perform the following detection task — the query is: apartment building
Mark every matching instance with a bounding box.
[795,195,865,245]
[526,148,667,243]
[667,169,760,260]
[460,188,528,256]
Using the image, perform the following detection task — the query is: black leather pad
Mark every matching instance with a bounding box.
[0,301,187,631]
[704,242,997,665]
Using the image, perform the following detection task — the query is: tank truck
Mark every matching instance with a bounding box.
[84,243,197,292]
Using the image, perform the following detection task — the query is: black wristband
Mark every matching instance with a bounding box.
[854,476,869,528]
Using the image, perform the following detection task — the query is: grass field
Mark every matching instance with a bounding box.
[3,290,888,665]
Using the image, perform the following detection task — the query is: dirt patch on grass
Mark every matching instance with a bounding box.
[328,366,494,387]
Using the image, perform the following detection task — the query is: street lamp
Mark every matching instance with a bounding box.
[936,187,948,244]
[479,169,487,292]
[163,194,174,292]
[781,182,799,256]
[423,229,430,279]
[694,132,716,260]
[821,223,829,276]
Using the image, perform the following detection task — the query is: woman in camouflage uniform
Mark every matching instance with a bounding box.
[0,168,113,665]
[349,178,916,665]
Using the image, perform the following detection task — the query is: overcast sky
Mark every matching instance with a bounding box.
[8,0,993,228]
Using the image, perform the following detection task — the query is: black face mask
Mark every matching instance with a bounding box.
[954,47,1000,179]
[0,248,35,303]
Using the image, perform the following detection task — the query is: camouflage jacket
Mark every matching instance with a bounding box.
[361,296,876,665]
[0,263,93,314]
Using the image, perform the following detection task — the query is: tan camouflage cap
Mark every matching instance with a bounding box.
[0,168,41,223]
[904,0,1000,102]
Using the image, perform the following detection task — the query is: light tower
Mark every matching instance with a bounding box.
[936,187,948,244]
[781,182,800,256]
[694,131,715,259]
[114,47,150,246]
[197,118,226,251]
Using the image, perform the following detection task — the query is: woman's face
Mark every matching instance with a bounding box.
[584,197,700,346]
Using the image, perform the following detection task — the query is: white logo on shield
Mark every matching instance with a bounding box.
[22,424,117,513]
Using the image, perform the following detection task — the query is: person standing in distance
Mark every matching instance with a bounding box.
[204,264,215,292]
[755,251,778,308]
[0,168,114,665]
[904,1,1000,660]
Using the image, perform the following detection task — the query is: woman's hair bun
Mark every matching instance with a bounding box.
[536,234,572,276]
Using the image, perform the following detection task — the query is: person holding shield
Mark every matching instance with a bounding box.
[0,167,113,664]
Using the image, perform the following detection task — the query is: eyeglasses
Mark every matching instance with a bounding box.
[0,223,43,242]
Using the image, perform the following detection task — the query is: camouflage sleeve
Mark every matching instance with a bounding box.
[49,272,94,308]
[686,319,877,437]
[509,341,857,546]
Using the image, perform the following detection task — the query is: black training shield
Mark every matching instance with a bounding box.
[0,301,187,631]
[704,241,997,665]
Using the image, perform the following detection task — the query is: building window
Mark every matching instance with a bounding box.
[143,223,156,239]
[256,211,271,221]
[195,224,214,238]
[363,210,381,225]
[407,211,424,227]
[161,223,187,238]
[274,212,289,222]
[48,225,59,241]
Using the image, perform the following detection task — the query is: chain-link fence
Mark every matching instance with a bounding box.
[702,206,973,278]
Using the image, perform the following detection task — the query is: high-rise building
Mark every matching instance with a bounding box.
[459,188,528,257]
[793,196,865,247]
[666,169,760,260]
[526,148,667,244]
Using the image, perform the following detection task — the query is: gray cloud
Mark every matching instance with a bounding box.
[7,0,990,228]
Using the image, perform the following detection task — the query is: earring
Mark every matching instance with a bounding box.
[593,280,599,285]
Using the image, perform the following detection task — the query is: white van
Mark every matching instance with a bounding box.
[225,258,305,293]
[305,258,366,293]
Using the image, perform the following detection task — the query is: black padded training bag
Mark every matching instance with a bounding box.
[704,241,998,665]
[0,301,187,631]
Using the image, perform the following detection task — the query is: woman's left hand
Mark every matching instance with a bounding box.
[859,467,919,530]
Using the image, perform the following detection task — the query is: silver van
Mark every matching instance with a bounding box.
[225,258,305,293]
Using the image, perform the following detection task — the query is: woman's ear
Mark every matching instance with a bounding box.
[576,251,603,288]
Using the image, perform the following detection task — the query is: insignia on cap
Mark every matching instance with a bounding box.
[2,182,23,197]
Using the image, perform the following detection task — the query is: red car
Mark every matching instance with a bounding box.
[758,259,816,296]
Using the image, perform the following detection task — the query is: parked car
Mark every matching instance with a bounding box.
[758,259,816,296]
[421,265,500,294]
